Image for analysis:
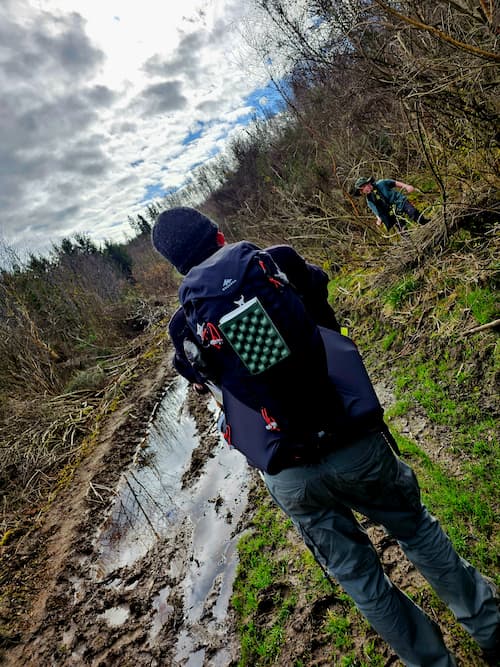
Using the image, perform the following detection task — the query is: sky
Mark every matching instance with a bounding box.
[0,0,282,260]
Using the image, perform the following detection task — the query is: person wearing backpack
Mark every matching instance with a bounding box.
[354,176,430,231]
[152,207,499,667]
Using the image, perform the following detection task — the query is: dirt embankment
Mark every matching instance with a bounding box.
[1,349,173,665]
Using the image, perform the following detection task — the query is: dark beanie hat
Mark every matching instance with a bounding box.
[151,207,220,274]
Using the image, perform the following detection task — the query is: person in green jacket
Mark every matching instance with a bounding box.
[354,176,430,230]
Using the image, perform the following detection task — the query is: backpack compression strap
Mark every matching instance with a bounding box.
[260,407,280,431]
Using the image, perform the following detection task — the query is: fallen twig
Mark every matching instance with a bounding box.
[462,319,500,336]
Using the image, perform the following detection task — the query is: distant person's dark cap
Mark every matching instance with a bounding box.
[353,176,375,195]
[151,207,220,274]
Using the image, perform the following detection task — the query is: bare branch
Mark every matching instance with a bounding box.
[462,319,500,336]
[372,0,500,62]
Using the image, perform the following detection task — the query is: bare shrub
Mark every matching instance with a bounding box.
[0,391,99,514]
[126,232,179,301]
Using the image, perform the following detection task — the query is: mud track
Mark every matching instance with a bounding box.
[2,350,255,667]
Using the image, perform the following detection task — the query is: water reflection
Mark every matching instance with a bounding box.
[150,586,173,639]
[91,377,250,664]
[94,378,197,576]
[100,605,130,627]
[183,445,248,623]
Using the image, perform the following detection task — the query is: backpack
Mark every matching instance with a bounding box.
[179,242,384,463]
[179,241,338,438]
[219,326,384,473]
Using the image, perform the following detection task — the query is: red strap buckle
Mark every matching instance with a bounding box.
[261,407,280,431]
[258,259,283,289]
[202,322,223,349]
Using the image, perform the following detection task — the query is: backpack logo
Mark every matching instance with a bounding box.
[222,278,237,291]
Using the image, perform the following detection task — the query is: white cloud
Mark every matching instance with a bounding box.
[0,0,275,258]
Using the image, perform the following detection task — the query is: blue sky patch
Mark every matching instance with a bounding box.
[141,183,166,203]
[182,122,206,146]
[243,80,286,118]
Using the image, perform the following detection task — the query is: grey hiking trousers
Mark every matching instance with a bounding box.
[264,430,499,667]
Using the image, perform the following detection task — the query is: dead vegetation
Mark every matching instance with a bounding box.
[0,230,178,547]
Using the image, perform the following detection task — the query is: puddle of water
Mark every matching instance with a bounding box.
[212,539,239,622]
[186,649,206,667]
[69,576,86,604]
[90,377,250,664]
[183,443,248,624]
[210,648,235,667]
[93,378,197,576]
[61,621,78,649]
[150,585,173,639]
[175,630,205,667]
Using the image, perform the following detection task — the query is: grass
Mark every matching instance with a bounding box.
[386,344,499,574]
[393,434,498,571]
[232,484,377,666]
[323,612,352,649]
[457,286,499,325]
[383,275,421,310]
[327,268,374,304]
[381,330,398,350]
[232,488,299,666]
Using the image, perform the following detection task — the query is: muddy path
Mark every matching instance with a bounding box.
[2,358,255,667]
